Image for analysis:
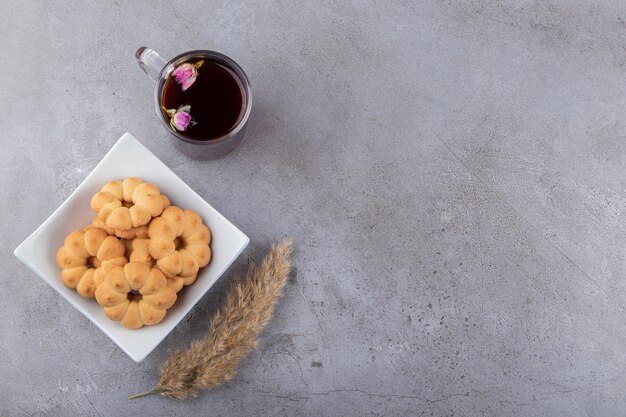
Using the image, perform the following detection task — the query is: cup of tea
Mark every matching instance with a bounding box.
[135,47,252,159]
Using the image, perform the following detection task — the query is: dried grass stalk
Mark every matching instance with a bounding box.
[129,240,293,400]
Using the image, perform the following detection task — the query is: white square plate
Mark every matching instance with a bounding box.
[14,132,249,362]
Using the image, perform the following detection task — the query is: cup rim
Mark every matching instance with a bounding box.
[154,50,253,146]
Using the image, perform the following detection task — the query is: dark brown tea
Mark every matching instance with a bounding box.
[161,59,245,141]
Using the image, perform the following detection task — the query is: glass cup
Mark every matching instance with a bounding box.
[135,47,252,159]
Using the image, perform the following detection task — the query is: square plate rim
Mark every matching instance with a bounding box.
[13,132,249,362]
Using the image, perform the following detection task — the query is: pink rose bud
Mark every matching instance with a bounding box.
[172,111,192,131]
[172,63,199,91]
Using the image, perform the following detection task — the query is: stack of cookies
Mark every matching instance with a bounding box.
[55,178,212,330]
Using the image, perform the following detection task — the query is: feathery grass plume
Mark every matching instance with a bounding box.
[129,240,293,400]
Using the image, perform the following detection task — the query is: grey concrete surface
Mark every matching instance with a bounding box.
[1,1,625,416]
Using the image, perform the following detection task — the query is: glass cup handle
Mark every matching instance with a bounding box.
[135,47,167,81]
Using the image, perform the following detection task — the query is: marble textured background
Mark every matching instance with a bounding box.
[1,1,625,415]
